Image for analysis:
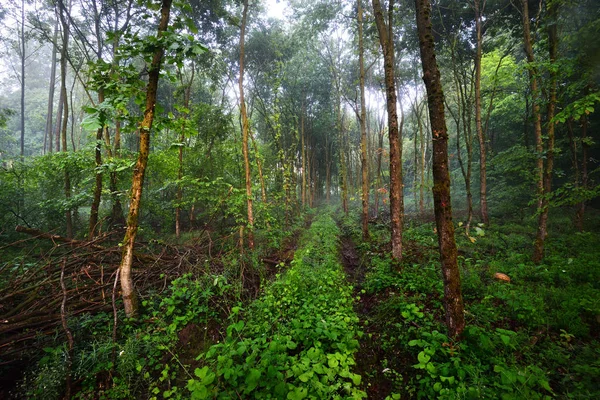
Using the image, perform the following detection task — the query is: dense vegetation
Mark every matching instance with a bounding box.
[0,0,598,398]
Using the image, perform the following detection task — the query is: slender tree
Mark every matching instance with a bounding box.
[57,0,73,238]
[119,0,173,317]
[358,0,370,240]
[532,1,558,263]
[239,0,254,249]
[474,0,489,225]
[415,0,465,337]
[372,0,403,260]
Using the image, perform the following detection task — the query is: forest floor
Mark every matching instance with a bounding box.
[340,232,395,399]
[2,207,600,399]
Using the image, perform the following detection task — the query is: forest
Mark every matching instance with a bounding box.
[0,0,599,398]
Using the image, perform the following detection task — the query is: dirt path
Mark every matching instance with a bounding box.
[340,235,395,399]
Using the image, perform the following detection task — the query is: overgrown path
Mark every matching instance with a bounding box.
[339,227,397,399]
[186,212,366,398]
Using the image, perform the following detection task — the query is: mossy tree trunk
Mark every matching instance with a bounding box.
[415,0,465,338]
[372,0,403,260]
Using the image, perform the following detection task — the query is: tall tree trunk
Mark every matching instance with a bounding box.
[326,134,331,203]
[301,104,307,207]
[372,0,403,260]
[238,0,254,249]
[20,0,26,159]
[522,0,544,211]
[415,0,465,338]
[358,0,370,240]
[45,22,58,154]
[338,104,349,214]
[576,115,588,231]
[176,66,194,238]
[474,0,489,225]
[533,2,558,264]
[419,101,426,214]
[119,0,172,317]
[57,0,73,238]
[374,113,384,218]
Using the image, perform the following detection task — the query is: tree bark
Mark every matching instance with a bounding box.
[239,0,254,249]
[474,0,489,225]
[119,0,172,317]
[358,0,370,240]
[372,0,403,260]
[20,0,26,160]
[45,22,58,154]
[576,115,588,231]
[533,2,558,264]
[522,0,544,211]
[57,0,73,238]
[415,0,465,338]
[301,103,307,207]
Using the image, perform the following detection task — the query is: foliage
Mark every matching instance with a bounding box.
[358,211,600,399]
[187,213,366,399]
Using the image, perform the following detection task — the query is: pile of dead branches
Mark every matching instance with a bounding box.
[0,226,205,365]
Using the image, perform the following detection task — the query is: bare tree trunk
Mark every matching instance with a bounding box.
[533,2,558,264]
[372,0,403,260]
[176,66,194,238]
[522,0,544,211]
[474,0,489,225]
[419,101,426,214]
[57,0,73,238]
[415,0,465,338]
[119,0,172,317]
[301,104,306,207]
[358,0,370,240]
[20,0,26,159]
[239,0,254,249]
[45,22,58,155]
[576,115,588,231]
[88,0,108,240]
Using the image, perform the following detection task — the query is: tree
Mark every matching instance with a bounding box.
[358,0,369,240]
[239,0,254,249]
[372,0,403,260]
[474,0,489,225]
[415,0,465,337]
[119,0,173,318]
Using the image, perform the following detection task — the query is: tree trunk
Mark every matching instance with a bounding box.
[20,0,26,159]
[522,0,544,211]
[533,2,558,264]
[88,0,106,240]
[358,0,370,240]
[372,0,403,260]
[415,0,465,338]
[45,22,58,155]
[301,104,307,207]
[176,66,194,238]
[57,0,73,238]
[419,101,426,214]
[239,0,254,249]
[576,115,588,231]
[474,0,489,225]
[119,0,172,317]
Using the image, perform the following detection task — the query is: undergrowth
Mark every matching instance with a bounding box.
[187,211,366,399]
[354,208,600,399]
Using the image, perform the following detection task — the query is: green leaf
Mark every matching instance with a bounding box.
[418,351,431,364]
[244,368,261,392]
